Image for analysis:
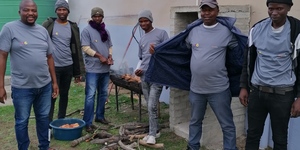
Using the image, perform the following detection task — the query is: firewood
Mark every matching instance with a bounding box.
[139,139,164,149]
[119,125,125,136]
[128,134,147,141]
[118,140,137,150]
[90,135,128,144]
[100,143,118,150]
[70,134,93,147]
[125,128,148,134]
[93,131,113,139]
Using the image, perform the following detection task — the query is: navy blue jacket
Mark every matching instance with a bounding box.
[145,16,248,97]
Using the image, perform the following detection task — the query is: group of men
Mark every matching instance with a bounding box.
[1,0,300,150]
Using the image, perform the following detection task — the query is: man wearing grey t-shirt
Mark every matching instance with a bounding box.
[42,0,84,128]
[0,0,58,150]
[185,0,239,149]
[239,0,300,149]
[81,7,114,133]
[135,10,169,145]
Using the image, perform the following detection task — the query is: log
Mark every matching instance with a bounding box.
[100,143,118,150]
[90,135,128,144]
[119,125,125,136]
[128,134,147,141]
[94,131,113,139]
[70,134,93,147]
[139,140,164,149]
[118,140,137,150]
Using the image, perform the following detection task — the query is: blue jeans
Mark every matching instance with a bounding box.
[188,88,237,150]
[83,72,109,126]
[49,65,73,123]
[141,81,163,136]
[246,87,294,150]
[12,82,52,150]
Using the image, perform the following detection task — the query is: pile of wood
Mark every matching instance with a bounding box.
[70,122,164,150]
[121,74,141,83]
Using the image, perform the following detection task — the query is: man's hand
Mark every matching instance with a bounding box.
[107,54,114,65]
[0,87,7,104]
[74,76,81,83]
[135,69,143,77]
[291,98,300,118]
[239,88,249,107]
[149,43,155,54]
[98,55,108,64]
[52,83,59,99]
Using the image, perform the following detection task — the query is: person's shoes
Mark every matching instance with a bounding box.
[85,125,94,133]
[146,135,156,145]
[48,148,57,150]
[143,131,161,141]
[95,118,110,125]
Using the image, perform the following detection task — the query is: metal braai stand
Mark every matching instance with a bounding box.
[110,75,143,122]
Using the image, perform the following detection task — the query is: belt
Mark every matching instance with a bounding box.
[253,85,294,95]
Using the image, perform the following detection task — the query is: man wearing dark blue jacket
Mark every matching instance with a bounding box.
[147,0,247,149]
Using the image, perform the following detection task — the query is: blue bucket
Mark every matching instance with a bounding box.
[50,118,86,141]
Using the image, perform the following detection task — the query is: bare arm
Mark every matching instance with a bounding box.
[0,50,8,103]
[47,54,59,98]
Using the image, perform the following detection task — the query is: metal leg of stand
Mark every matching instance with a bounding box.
[130,91,134,110]
[115,84,119,111]
[139,93,142,122]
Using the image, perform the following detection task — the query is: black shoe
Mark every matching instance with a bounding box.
[85,126,94,133]
[95,118,110,125]
[186,145,191,150]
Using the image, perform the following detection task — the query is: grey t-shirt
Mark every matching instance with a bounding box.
[251,18,295,87]
[52,21,73,67]
[138,28,169,81]
[186,23,237,94]
[81,24,112,73]
[0,20,54,88]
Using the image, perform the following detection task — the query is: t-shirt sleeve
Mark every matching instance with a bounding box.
[46,31,54,55]
[107,30,113,47]
[81,28,91,46]
[162,30,169,41]
[0,25,12,52]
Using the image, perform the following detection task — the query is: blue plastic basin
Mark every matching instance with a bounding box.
[50,118,86,141]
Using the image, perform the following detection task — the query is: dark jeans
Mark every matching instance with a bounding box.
[49,65,73,123]
[246,87,294,150]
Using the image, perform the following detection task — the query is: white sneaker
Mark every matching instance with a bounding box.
[146,135,156,145]
[155,131,161,138]
[142,135,149,141]
[143,131,161,141]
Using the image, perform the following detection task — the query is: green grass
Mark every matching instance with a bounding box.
[0,82,188,150]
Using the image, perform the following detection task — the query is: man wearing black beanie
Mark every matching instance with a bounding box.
[239,0,300,150]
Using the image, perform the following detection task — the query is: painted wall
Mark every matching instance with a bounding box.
[68,0,300,149]
[68,0,300,27]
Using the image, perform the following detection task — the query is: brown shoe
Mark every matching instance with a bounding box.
[95,118,110,125]
[85,126,94,133]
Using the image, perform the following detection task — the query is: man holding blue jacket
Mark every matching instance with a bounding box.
[148,0,247,149]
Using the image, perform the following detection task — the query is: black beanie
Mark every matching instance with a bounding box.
[266,0,293,6]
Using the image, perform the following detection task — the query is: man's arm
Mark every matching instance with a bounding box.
[0,50,8,103]
[82,46,107,64]
[47,54,59,98]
